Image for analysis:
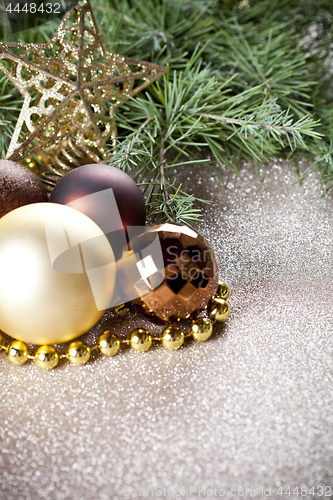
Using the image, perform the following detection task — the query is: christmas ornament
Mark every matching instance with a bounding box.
[0,0,167,189]
[0,203,116,345]
[0,187,228,368]
[0,160,48,218]
[0,280,230,369]
[119,223,219,323]
[49,163,146,257]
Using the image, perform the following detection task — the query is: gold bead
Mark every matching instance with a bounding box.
[190,318,213,342]
[208,298,230,322]
[67,341,91,365]
[98,331,120,356]
[129,329,152,352]
[6,340,29,365]
[216,281,230,300]
[21,158,38,173]
[161,326,184,350]
[0,332,5,348]
[35,345,58,370]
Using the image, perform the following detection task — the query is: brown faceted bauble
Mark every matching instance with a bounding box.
[127,224,219,323]
[0,160,48,218]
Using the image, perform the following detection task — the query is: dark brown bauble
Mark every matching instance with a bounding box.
[50,163,146,230]
[117,223,219,323]
[49,163,146,258]
[0,160,48,218]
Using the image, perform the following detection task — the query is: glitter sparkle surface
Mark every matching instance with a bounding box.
[0,159,332,499]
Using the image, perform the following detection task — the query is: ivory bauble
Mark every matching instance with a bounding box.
[0,203,116,344]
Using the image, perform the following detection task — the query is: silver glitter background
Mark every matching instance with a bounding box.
[0,159,332,500]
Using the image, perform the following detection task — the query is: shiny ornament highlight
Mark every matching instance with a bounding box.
[0,203,116,345]
[214,281,230,301]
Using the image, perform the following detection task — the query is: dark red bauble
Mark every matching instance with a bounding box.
[49,164,146,258]
[0,160,48,218]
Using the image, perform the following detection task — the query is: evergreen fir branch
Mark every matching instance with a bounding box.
[148,182,210,225]
[112,54,322,221]
[294,131,333,195]
[1,0,333,224]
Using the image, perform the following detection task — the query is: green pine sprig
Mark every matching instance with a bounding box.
[1,0,333,224]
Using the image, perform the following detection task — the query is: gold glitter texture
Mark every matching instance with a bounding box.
[0,0,167,187]
[0,160,332,495]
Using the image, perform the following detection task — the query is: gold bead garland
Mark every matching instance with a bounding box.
[0,282,230,370]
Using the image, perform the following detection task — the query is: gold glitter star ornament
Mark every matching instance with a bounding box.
[0,0,167,187]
